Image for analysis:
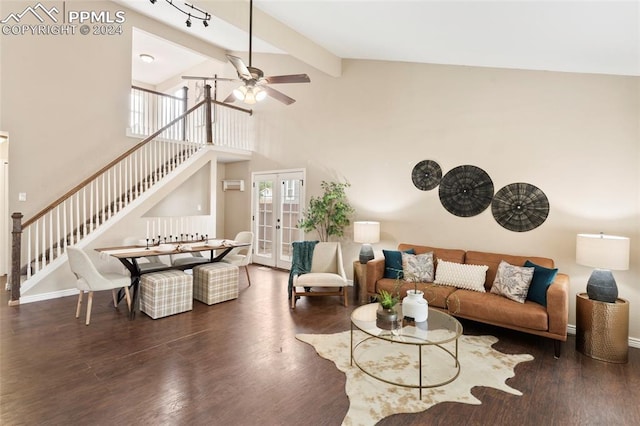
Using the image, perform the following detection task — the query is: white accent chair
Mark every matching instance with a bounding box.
[291,242,349,309]
[221,231,254,286]
[67,247,131,325]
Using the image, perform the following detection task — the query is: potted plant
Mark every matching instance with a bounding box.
[377,289,399,310]
[375,285,401,330]
[298,181,355,242]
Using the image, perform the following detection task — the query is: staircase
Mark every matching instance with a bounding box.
[8,85,253,305]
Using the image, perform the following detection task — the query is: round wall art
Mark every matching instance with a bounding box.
[438,165,494,217]
[411,160,442,191]
[491,182,549,232]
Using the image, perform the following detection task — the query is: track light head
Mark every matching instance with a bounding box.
[156,1,210,29]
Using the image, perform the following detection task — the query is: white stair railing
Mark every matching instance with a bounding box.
[9,101,208,300]
[9,84,254,304]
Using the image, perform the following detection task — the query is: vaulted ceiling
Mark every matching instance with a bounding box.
[116,0,640,85]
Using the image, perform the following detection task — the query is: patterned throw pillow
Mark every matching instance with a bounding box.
[490,260,535,303]
[401,252,434,283]
[434,260,488,292]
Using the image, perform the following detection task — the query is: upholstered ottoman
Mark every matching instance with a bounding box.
[139,270,193,319]
[193,263,239,305]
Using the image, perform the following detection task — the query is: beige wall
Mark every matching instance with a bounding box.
[0,0,227,219]
[1,1,132,219]
[227,53,640,339]
[1,1,637,339]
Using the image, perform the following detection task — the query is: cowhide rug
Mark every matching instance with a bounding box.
[296,330,533,425]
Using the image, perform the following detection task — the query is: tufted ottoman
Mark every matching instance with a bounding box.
[139,270,193,319]
[193,263,239,305]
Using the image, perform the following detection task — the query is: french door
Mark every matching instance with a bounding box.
[251,169,305,270]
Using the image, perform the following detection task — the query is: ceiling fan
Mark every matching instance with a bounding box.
[182,0,310,105]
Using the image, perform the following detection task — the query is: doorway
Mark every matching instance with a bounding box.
[251,169,305,270]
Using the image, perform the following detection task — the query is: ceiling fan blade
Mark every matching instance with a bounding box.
[226,54,252,80]
[263,86,296,105]
[264,74,311,84]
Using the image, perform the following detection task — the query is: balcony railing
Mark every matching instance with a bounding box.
[129,85,254,150]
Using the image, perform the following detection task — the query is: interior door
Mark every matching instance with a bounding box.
[252,170,305,269]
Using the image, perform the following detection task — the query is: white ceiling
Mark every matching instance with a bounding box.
[121,0,640,85]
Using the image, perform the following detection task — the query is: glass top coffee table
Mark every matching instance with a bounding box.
[350,303,463,398]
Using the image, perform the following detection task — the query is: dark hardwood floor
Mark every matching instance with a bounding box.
[1,267,639,425]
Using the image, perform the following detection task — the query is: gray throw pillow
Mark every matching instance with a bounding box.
[490,260,535,303]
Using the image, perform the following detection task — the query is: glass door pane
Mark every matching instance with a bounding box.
[252,174,276,267]
[251,170,305,269]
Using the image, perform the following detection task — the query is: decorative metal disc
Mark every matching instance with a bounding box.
[491,183,549,232]
[438,165,494,217]
[411,160,442,191]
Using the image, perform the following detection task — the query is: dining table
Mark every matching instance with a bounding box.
[96,240,250,319]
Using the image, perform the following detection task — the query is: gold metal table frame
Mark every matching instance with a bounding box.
[350,303,462,398]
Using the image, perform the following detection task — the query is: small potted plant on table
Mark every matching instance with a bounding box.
[376,289,400,330]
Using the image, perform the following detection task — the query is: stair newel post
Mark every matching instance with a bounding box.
[9,212,23,306]
[181,86,188,141]
[204,84,213,144]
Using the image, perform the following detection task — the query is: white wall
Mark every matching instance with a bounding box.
[226,53,640,339]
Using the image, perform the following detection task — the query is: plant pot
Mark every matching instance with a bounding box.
[376,305,398,330]
[402,289,428,322]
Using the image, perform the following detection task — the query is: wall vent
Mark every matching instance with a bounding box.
[222,179,245,191]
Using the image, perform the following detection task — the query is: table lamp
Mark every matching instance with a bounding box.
[354,221,380,263]
[576,233,630,303]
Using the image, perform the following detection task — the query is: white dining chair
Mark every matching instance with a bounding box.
[221,231,254,286]
[67,247,132,325]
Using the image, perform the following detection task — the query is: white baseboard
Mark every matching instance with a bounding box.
[18,288,78,304]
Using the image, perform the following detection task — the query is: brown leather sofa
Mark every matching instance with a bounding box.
[365,243,569,357]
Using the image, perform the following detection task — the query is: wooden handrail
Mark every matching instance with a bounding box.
[211,99,253,115]
[132,85,185,101]
[23,99,207,228]
[131,85,250,114]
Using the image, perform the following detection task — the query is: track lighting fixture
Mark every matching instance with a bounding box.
[149,0,211,29]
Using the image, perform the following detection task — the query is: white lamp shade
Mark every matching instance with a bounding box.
[354,221,380,244]
[576,233,630,270]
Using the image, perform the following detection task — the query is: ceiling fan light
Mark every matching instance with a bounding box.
[255,87,267,102]
[244,88,257,105]
[233,86,247,101]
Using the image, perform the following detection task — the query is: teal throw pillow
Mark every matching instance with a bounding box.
[524,260,559,306]
[383,249,415,279]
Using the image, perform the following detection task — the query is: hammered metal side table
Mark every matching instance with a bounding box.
[353,261,370,304]
[575,293,629,363]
